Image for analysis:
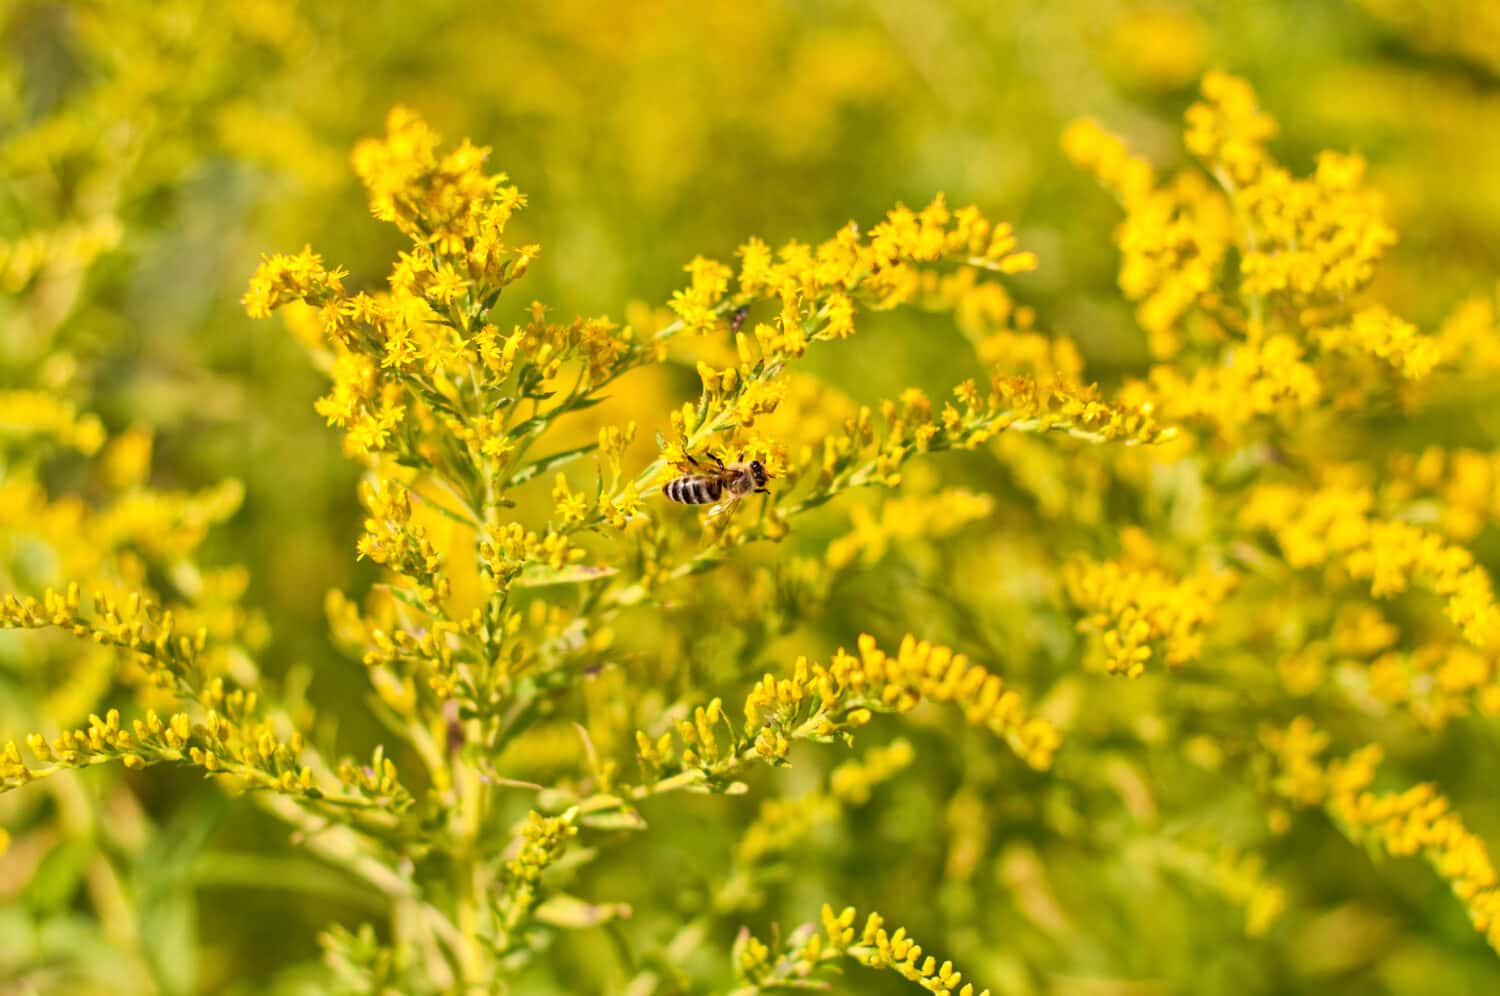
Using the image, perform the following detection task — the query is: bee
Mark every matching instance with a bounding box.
[664,452,771,515]
[728,305,750,334]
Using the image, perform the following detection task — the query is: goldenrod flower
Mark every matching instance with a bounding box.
[1264,719,1500,951]
[0,61,1476,990]
[1066,556,1236,677]
[732,903,990,995]
[636,635,1057,787]
[0,390,107,454]
[1243,484,1500,650]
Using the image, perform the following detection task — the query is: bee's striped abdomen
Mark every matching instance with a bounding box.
[665,475,723,505]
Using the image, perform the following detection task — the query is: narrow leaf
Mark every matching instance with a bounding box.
[513,564,618,587]
[534,893,633,930]
[509,442,600,487]
[580,808,647,832]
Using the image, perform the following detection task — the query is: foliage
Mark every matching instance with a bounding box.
[6,3,1500,995]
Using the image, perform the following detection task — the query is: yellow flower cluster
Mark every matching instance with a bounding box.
[0,584,211,695]
[90,479,246,561]
[1340,783,1500,948]
[1151,840,1287,937]
[1123,337,1321,444]
[3,697,318,799]
[1434,287,1500,374]
[827,737,915,805]
[1235,153,1396,302]
[970,323,1083,383]
[0,216,123,295]
[821,905,985,996]
[635,634,1057,787]
[825,489,994,571]
[1384,446,1500,542]
[989,376,1171,446]
[333,587,462,703]
[1181,72,1397,306]
[351,106,524,253]
[1315,307,1440,381]
[501,810,579,932]
[668,194,1036,341]
[1066,554,1237,677]
[241,245,348,320]
[480,519,588,582]
[707,375,1155,533]
[1074,71,1439,441]
[0,389,107,454]
[627,369,1167,626]
[1061,119,1155,207]
[1183,70,1277,184]
[1280,602,1500,725]
[38,73,1453,987]
[747,634,1056,768]
[1243,484,1500,649]
[732,903,988,996]
[1120,173,1231,357]
[1264,719,1500,951]
[356,478,451,602]
[247,109,642,468]
[646,186,1164,522]
[0,584,399,817]
[1065,118,1233,357]
[1369,644,1500,726]
[241,114,658,884]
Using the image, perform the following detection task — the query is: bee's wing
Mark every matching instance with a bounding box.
[707,493,742,518]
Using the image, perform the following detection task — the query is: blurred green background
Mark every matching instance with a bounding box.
[6,0,1500,992]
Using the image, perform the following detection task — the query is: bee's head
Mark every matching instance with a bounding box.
[749,460,769,487]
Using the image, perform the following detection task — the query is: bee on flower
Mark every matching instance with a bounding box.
[663,450,772,516]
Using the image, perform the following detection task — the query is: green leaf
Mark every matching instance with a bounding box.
[189,851,387,913]
[534,893,632,930]
[23,836,93,913]
[407,487,480,528]
[579,807,647,832]
[133,791,227,996]
[509,442,600,487]
[375,583,430,612]
[513,563,618,587]
[569,393,608,412]
[682,554,725,577]
[549,845,599,875]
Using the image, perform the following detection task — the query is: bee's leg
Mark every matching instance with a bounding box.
[709,452,726,468]
[683,452,701,468]
[755,487,771,494]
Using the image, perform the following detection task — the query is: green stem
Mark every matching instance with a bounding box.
[452,756,489,991]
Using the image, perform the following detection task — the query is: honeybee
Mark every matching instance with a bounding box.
[728,305,750,334]
[664,452,771,515]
